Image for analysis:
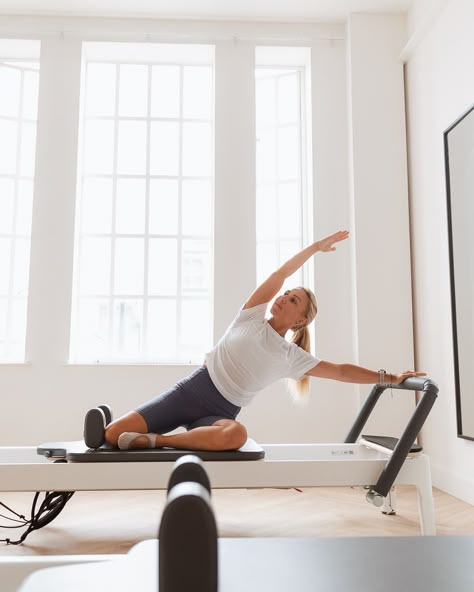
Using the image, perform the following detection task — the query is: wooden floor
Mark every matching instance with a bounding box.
[1,486,473,556]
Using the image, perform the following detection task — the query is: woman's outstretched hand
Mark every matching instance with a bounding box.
[391,371,427,385]
[317,230,350,252]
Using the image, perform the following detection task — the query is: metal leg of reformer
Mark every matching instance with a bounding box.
[415,455,436,536]
[381,486,397,515]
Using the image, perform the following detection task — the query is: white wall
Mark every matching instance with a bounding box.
[346,13,415,435]
[405,0,474,504]
[0,15,414,451]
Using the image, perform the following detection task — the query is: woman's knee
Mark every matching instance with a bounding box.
[104,412,148,447]
[214,419,247,450]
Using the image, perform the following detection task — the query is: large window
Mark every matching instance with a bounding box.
[0,40,40,362]
[255,48,312,289]
[70,43,214,364]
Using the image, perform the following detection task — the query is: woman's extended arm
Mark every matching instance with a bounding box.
[243,230,349,309]
[305,360,426,385]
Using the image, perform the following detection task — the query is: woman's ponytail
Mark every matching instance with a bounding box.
[287,287,318,400]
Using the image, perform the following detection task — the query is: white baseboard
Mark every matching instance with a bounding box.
[431,462,474,506]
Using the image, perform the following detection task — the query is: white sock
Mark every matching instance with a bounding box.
[117,432,156,450]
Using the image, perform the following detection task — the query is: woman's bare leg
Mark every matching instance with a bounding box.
[116,419,247,452]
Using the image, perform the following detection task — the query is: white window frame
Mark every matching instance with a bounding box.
[255,58,313,291]
[0,47,40,363]
[70,43,215,364]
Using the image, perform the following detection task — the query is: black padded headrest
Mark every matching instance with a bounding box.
[166,454,211,494]
[159,481,217,592]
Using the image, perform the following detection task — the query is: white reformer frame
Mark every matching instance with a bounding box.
[0,378,438,539]
[0,439,435,533]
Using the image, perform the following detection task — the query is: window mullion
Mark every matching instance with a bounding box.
[143,64,152,361]
[108,63,120,355]
[176,65,184,356]
[6,67,25,354]
[275,76,281,269]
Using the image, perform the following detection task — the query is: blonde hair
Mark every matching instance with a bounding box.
[287,287,318,400]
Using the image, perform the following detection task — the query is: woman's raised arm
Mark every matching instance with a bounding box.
[243,230,349,309]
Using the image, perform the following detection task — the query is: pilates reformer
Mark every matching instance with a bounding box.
[10,454,474,592]
[0,377,438,544]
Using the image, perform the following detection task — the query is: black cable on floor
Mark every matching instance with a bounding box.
[0,490,75,545]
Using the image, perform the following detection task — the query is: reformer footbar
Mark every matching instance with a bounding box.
[344,376,438,507]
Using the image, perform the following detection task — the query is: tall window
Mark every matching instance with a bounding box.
[70,43,214,364]
[255,48,312,290]
[0,40,40,362]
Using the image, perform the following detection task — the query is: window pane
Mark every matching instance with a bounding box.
[278,126,299,180]
[148,238,177,295]
[151,65,180,119]
[278,74,298,124]
[85,63,116,117]
[112,299,143,358]
[257,242,277,284]
[148,299,177,358]
[74,299,110,360]
[181,299,211,347]
[115,178,146,234]
[118,65,148,117]
[279,182,300,239]
[0,66,20,117]
[183,66,212,119]
[182,180,212,236]
[81,178,113,234]
[19,122,37,177]
[256,76,276,127]
[22,70,39,120]
[117,120,147,175]
[79,238,111,294]
[150,121,179,176]
[0,178,15,234]
[83,120,115,175]
[182,122,212,177]
[0,239,11,295]
[114,238,144,295]
[280,240,302,286]
[256,128,276,182]
[256,184,277,241]
[182,239,210,294]
[0,120,18,175]
[149,179,178,235]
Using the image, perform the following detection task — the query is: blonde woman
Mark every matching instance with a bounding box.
[106,230,425,451]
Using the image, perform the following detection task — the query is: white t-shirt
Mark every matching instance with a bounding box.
[205,303,320,407]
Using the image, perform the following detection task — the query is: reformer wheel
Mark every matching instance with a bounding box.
[167,455,211,495]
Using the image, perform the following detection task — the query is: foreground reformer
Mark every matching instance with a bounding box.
[10,451,473,592]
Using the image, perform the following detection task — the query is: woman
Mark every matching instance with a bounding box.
[106,229,425,451]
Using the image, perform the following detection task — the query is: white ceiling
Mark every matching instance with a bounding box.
[0,0,416,22]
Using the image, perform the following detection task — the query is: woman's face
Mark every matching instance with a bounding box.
[270,288,309,329]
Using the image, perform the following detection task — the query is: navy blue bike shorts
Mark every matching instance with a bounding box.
[135,365,241,434]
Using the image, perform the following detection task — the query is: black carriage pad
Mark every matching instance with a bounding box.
[37,438,265,462]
